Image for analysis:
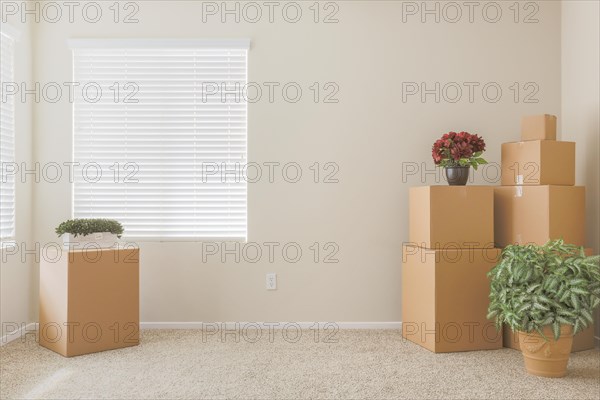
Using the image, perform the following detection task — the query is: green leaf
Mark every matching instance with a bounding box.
[570,287,588,296]
[527,283,541,293]
[581,309,594,324]
[552,320,561,340]
[571,294,580,310]
[559,290,572,303]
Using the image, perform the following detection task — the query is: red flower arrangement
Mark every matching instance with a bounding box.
[432,131,488,169]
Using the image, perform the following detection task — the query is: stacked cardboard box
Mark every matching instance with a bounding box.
[495,114,595,352]
[402,186,502,352]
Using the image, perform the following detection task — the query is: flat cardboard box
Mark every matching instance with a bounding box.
[39,247,139,357]
[401,244,502,353]
[501,140,575,186]
[409,186,494,249]
[521,114,557,141]
[494,185,585,247]
[503,324,596,352]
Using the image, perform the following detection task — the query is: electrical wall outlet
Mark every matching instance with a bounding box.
[266,273,277,290]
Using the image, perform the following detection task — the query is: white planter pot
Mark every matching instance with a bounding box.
[62,232,120,249]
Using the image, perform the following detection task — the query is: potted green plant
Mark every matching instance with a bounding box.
[432,131,488,185]
[56,218,124,248]
[487,239,600,378]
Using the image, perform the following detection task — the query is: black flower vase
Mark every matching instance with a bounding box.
[445,166,470,185]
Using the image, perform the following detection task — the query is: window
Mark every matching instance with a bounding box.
[70,40,249,240]
[0,27,16,242]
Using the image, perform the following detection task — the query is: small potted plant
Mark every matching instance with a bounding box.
[487,239,600,378]
[56,218,124,249]
[432,131,488,185]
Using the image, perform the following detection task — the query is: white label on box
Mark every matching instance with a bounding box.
[516,175,524,185]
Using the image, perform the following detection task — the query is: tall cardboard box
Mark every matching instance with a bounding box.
[521,114,557,141]
[409,186,494,249]
[39,247,140,357]
[494,186,585,247]
[501,141,575,186]
[401,244,502,352]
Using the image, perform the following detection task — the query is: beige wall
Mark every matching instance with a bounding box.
[561,0,600,342]
[6,1,564,323]
[0,17,34,335]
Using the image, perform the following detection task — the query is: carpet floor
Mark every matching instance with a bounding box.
[1,329,599,399]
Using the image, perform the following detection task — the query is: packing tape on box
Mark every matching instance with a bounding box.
[515,186,523,197]
[516,175,524,185]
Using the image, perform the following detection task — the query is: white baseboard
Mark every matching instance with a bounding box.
[141,322,402,330]
[1,322,37,346]
[0,322,400,345]
[3,323,597,348]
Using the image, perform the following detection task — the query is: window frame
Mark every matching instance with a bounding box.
[69,39,250,242]
[0,24,20,245]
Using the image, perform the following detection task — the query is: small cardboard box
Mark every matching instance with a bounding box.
[401,244,502,353]
[521,114,557,141]
[409,186,494,249]
[494,185,585,247]
[39,248,139,357]
[503,324,596,352]
[501,140,575,186]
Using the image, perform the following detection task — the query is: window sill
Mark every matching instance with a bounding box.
[120,237,248,243]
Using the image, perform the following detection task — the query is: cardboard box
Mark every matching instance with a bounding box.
[401,244,502,353]
[501,140,575,186]
[503,324,596,352]
[39,248,139,357]
[521,114,557,141]
[494,185,585,247]
[409,186,494,249]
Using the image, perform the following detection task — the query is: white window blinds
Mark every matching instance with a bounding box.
[71,40,249,239]
[0,29,16,241]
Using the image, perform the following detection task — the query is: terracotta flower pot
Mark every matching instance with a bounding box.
[517,325,574,378]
